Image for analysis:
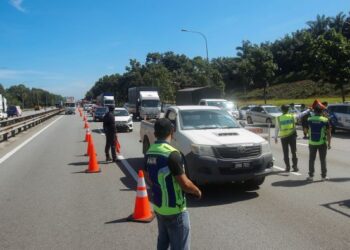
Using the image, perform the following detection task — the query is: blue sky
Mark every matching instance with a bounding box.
[0,0,349,99]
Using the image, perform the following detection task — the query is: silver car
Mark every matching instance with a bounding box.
[246,105,282,125]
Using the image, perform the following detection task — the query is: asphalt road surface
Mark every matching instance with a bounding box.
[0,113,349,249]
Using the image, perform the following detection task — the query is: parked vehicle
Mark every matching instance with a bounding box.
[328,103,350,133]
[128,87,161,119]
[7,105,22,117]
[64,97,76,114]
[246,105,282,125]
[114,107,133,132]
[176,86,222,105]
[239,105,256,120]
[199,99,239,119]
[0,94,8,120]
[97,93,115,108]
[140,106,273,186]
[93,107,108,121]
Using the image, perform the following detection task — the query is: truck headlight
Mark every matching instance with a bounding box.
[261,141,271,154]
[191,144,215,157]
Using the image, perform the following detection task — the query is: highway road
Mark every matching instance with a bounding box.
[0,113,349,249]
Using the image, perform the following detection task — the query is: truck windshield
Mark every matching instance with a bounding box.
[114,110,129,116]
[179,110,240,130]
[105,100,114,105]
[65,103,75,107]
[206,101,226,108]
[141,100,160,107]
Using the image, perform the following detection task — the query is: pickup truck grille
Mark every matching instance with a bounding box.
[215,145,261,159]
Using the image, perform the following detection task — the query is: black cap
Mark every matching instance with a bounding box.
[154,118,173,140]
[281,104,289,113]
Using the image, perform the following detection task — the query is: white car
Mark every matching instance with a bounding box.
[114,107,133,132]
[246,105,282,125]
[199,99,239,119]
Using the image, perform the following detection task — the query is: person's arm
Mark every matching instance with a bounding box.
[326,122,331,149]
[296,109,311,120]
[168,152,201,199]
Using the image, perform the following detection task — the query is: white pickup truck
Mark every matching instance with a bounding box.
[140,106,274,187]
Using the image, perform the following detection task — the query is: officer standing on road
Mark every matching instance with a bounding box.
[144,118,202,250]
[103,105,117,162]
[307,104,331,181]
[275,104,299,172]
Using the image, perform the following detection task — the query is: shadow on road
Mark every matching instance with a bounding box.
[272,179,321,187]
[91,129,103,134]
[68,161,89,166]
[188,183,259,207]
[327,177,350,182]
[331,131,350,139]
[322,199,350,218]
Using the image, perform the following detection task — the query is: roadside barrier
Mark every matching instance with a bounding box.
[128,170,154,223]
[0,108,63,141]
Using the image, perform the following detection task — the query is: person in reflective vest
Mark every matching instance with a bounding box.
[307,105,331,181]
[144,118,201,250]
[275,104,298,172]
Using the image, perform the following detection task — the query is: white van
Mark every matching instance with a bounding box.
[328,104,350,133]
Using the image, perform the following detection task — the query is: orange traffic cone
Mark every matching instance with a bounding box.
[85,129,90,142]
[86,141,101,173]
[84,121,89,129]
[128,170,154,223]
[85,133,92,156]
[115,139,121,154]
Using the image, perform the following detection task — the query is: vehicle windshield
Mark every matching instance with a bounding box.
[65,103,75,107]
[105,100,114,105]
[96,107,107,113]
[179,110,240,130]
[141,100,160,107]
[224,101,237,110]
[114,109,129,116]
[264,106,281,113]
[206,101,226,108]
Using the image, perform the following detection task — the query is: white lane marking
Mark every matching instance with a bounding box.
[118,155,138,182]
[297,143,308,147]
[0,115,64,165]
[273,165,302,176]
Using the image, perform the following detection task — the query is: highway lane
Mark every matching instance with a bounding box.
[0,113,349,249]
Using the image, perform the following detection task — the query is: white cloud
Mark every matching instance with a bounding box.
[9,0,26,12]
[0,69,49,79]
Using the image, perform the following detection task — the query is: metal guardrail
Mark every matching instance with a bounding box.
[0,108,63,141]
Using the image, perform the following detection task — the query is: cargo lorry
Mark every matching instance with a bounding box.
[128,87,160,119]
[140,105,273,187]
[64,97,76,114]
[0,94,8,120]
[97,93,115,108]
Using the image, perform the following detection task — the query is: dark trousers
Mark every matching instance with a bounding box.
[309,144,327,177]
[281,132,297,170]
[105,132,116,160]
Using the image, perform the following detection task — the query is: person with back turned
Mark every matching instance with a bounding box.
[103,105,117,162]
[307,103,331,181]
[275,104,299,172]
[144,118,202,250]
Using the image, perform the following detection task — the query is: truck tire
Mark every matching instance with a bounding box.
[142,136,150,155]
[245,176,265,188]
[266,118,272,125]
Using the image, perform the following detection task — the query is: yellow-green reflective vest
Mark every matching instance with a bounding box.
[145,142,186,216]
[277,114,296,138]
[308,115,329,145]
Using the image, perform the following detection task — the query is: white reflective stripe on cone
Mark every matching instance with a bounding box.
[137,190,148,198]
[137,177,146,188]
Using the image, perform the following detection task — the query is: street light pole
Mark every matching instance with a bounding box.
[181,29,209,63]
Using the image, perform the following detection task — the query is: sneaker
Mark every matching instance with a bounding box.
[106,157,112,162]
[322,176,329,181]
[306,176,313,181]
[303,136,308,139]
[285,168,290,172]
[292,168,299,172]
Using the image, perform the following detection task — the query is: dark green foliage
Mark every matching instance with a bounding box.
[87,11,350,102]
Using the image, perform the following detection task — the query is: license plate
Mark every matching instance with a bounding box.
[234,162,251,168]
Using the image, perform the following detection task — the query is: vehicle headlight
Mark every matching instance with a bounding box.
[128,117,132,123]
[261,141,271,154]
[191,144,215,157]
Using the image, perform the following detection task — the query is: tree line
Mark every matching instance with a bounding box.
[86,12,350,103]
[0,83,64,109]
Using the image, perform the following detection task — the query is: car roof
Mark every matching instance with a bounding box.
[114,107,127,111]
[260,105,278,107]
[171,105,221,111]
[200,99,227,102]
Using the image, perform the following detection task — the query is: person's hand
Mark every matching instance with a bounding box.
[328,145,331,150]
[193,189,202,200]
